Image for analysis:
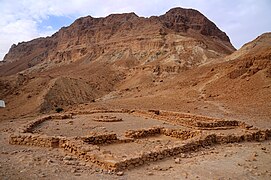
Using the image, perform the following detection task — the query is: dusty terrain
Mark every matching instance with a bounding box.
[0,7,271,179]
[1,110,271,179]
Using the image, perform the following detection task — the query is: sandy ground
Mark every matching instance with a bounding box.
[32,113,179,137]
[1,112,271,180]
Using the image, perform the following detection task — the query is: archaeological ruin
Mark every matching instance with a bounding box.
[9,109,271,172]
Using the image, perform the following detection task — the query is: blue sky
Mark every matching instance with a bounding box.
[0,0,271,60]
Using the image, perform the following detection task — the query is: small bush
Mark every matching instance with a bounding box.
[55,107,64,113]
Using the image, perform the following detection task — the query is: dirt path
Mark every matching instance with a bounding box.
[196,73,231,115]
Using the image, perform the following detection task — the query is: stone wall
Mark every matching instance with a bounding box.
[194,120,239,128]
[124,127,201,141]
[215,129,271,143]
[133,110,245,129]
[71,109,133,115]
[69,109,251,130]
[9,128,271,172]
[125,127,162,138]
[19,113,73,133]
[9,133,63,148]
[80,133,118,145]
[8,109,271,172]
[161,128,201,140]
[113,129,271,171]
[61,139,121,170]
[92,115,123,122]
[9,113,73,148]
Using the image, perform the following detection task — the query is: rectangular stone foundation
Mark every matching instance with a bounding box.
[8,110,271,172]
[58,129,271,171]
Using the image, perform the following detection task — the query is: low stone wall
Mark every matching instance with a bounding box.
[71,109,133,115]
[117,146,183,170]
[61,109,248,130]
[161,128,201,140]
[61,139,121,170]
[113,129,271,171]
[215,129,271,143]
[80,133,118,145]
[133,110,243,129]
[8,109,271,172]
[92,115,123,122]
[61,139,100,156]
[195,120,239,128]
[9,128,271,172]
[9,133,63,148]
[9,113,73,148]
[18,113,73,133]
[148,109,160,115]
[124,127,200,140]
[125,127,162,138]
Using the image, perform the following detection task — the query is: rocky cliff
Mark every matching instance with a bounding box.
[1,7,235,76]
[2,8,270,120]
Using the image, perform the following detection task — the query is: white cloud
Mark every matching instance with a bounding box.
[0,0,271,60]
[0,19,39,60]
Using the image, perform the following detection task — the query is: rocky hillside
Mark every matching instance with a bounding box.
[1,8,270,121]
[0,7,235,76]
[226,32,271,61]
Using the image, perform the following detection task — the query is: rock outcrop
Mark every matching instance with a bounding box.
[0,7,235,76]
[0,8,270,120]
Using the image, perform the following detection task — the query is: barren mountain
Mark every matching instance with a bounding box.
[0,7,270,123]
[0,7,236,116]
[1,7,234,75]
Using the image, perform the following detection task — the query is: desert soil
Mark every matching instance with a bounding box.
[1,111,271,180]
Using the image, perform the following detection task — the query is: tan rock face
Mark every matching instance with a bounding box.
[0,8,270,120]
[1,7,235,76]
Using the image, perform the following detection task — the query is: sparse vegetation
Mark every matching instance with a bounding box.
[55,107,63,113]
